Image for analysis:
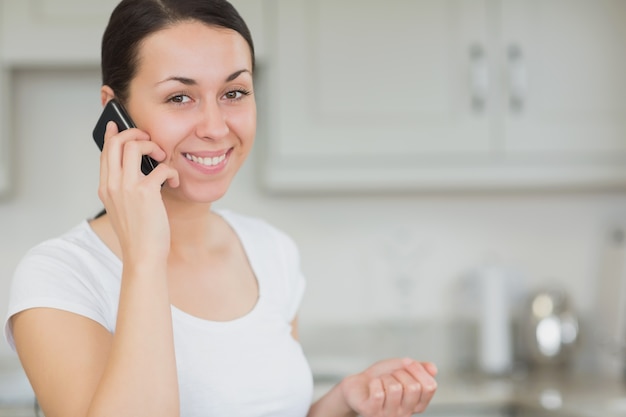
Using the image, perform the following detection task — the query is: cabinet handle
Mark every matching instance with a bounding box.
[507,44,528,112]
[469,44,489,112]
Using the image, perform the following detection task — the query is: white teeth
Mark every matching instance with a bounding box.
[185,152,226,167]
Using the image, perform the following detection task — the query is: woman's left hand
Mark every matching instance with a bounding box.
[340,358,438,417]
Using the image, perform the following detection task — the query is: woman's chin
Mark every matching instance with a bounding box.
[162,182,229,206]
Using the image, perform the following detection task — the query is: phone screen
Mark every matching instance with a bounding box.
[92,99,158,176]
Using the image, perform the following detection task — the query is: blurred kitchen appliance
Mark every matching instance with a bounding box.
[477,265,514,375]
[453,263,524,375]
[594,226,626,376]
[522,287,579,367]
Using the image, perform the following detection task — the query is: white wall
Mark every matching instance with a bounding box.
[1,67,626,367]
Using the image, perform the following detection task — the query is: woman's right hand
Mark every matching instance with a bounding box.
[98,121,179,264]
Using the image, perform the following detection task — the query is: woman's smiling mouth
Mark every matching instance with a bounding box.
[184,151,228,167]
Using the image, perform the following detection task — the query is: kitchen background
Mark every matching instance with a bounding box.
[1,0,626,400]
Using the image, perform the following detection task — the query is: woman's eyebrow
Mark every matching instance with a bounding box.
[226,69,251,82]
[156,70,251,86]
[156,76,197,86]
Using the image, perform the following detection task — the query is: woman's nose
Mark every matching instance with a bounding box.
[195,100,229,140]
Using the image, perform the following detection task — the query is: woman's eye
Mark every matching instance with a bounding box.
[169,94,191,104]
[224,89,251,100]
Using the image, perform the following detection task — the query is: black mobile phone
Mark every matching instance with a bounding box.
[92,98,158,176]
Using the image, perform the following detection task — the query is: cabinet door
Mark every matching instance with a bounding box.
[0,0,119,65]
[260,0,492,191]
[500,0,626,187]
[0,0,119,197]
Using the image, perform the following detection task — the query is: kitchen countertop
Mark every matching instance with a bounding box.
[314,368,626,416]
[3,354,626,417]
[428,370,626,416]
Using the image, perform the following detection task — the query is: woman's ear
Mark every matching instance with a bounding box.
[100,86,115,106]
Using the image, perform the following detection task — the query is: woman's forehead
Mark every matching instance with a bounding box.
[134,21,252,81]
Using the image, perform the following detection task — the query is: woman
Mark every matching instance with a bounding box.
[4,1,438,416]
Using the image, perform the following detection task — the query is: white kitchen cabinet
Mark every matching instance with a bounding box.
[259,0,626,192]
[0,0,265,65]
[0,0,117,197]
[0,0,116,66]
[501,0,626,155]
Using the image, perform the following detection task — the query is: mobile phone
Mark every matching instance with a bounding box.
[92,98,158,176]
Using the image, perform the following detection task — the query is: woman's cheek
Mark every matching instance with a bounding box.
[233,112,257,143]
[151,120,189,156]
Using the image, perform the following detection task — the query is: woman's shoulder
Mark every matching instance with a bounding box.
[214,210,305,319]
[6,221,120,347]
[214,208,302,268]
[25,221,108,257]
[17,220,118,278]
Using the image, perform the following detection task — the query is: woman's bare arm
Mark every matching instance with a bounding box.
[12,262,179,417]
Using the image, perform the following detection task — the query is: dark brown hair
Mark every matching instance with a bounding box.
[101,0,255,103]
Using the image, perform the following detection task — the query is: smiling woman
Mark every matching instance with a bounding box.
[3,1,437,417]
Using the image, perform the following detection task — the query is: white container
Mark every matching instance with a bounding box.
[477,266,513,375]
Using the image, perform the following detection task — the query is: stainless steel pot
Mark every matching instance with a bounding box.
[523,287,579,367]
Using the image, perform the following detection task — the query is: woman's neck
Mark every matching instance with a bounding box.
[162,197,225,261]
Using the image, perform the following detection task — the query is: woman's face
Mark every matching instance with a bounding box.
[124,20,256,204]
